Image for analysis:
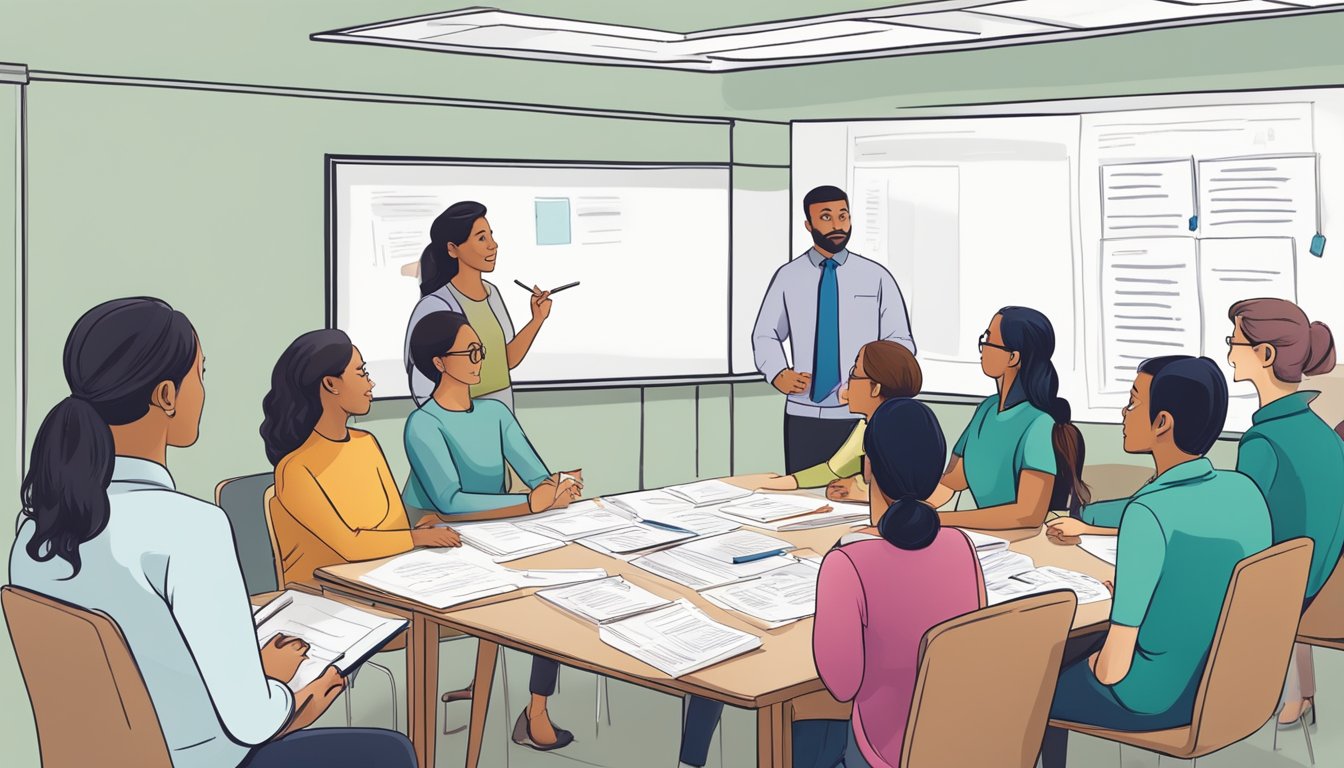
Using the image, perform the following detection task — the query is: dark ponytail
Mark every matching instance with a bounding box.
[863,398,947,550]
[20,298,197,577]
[998,306,1091,515]
[419,201,488,297]
[259,329,355,466]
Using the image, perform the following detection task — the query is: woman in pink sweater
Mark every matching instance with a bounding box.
[813,397,986,767]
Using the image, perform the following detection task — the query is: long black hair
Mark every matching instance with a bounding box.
[20,298,197,577]
[997,306,1091,515]
[419,201,487,297]
[863,398,947,550]
[259,329,355,466]
[408,310,473,386]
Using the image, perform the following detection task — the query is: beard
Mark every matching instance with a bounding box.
[811,226,851,254]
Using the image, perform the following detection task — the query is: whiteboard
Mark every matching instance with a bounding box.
[330,159,732,395]
[795,89,1344,432]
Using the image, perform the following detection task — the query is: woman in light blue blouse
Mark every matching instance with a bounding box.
[9,298,414,768]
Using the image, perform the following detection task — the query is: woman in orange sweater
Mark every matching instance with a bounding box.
[260,329,460,585]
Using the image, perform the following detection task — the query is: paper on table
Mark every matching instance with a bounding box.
[716,494,830,523]
[537,576,672,624]
[598,598,762,678]
[1079,534,1118,565]
[631,546,795,591]
[254,590,408,691]
[514,568,608,588]
[359,548,519,610]
[603,490,695,519]
[578,523,696,555]
[638,507,740,536]
[452,521,565,562]
[699,562,820,627]
[680,530,794,564]
[516,502,632,541]
[744,506,869,532]
[665,479,753,506]
[987,565,1110,606]
[959,530,1010,554]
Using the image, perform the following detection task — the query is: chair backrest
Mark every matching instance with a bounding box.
[1297,549,1344,647]
[216,472,280,595]
[262,485,287,590]
[1184,538,1313,754]
[2,586,172,768]
[901,590,1078,768]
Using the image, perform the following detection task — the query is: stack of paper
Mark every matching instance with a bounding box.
[253,590,408,690]
[515,501,631,541]
[700,561,821,628]
[749,506,869,531]
[604,490,695,518]
[960,530,1010,554]
[1079,534,1118,565]
[976,548,1109,606]
[578,523,696,556]
[639,507,741,536]
[689,530,794,563]
[537,576,672,624]
[716,494,830,524]
[453,521,565,562]
[665,479,753,506]
[598,598,762,677]
[358,548,607,609]
[630,532,796,590]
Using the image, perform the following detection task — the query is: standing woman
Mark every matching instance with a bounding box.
[404,200,555,410]
[1226,298,1343,728]
[927,306,1090,530]
[9,298,414,768]
[812,397,986,767]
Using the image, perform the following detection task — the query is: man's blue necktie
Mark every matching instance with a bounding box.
[811,258,841,403]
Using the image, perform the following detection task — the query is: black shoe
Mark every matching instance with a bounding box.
[511,709,574,751]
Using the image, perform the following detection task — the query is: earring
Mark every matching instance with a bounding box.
[165,408,176,419]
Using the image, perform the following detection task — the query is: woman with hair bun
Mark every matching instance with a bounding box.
[811,397,986,767]
[1225,297,1344,729]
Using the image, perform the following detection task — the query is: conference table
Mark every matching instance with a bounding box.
[313,494,1116,768]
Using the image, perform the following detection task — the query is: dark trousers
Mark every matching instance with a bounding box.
[530,657,559,696]
[785,414,860,475]
[1041,632,1195,768]
[680,695,724,766]
[242,727,416,768]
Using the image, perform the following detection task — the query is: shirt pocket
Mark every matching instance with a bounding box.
[847,293,881,338]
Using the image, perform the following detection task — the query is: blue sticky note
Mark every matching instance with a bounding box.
[1310,233,1326,257]
[535,198,571,246]
[1188,215,1198,232]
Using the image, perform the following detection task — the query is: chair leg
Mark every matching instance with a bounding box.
[367,661,399,732]
[1301,712,1315,765]
[500,651,513,768]
[594,676,602,736]
[344,687,353,727]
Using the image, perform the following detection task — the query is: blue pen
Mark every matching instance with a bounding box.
[732,549,789,565]
[641,519,697,535]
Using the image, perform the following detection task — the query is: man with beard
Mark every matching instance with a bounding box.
[753,185,915,474]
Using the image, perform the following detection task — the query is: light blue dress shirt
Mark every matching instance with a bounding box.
[752,248,915,419]
[402,398,551,514]
[9,457,293,768]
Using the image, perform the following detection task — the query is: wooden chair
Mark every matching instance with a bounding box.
[1049,538,1313,767]
[3,585,172,768]
[900,590,1079,768]
[1281,551,1344,763]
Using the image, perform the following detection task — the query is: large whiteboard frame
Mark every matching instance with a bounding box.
[327,155,760,397]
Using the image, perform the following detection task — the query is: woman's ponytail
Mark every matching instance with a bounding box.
[419,201,487,297]
[862,398,947,552]
[877,495,941,550]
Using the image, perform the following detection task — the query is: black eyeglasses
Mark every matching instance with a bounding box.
[978,332,1012,353]
[441,343,487,364]
[848,366,870,382]
[1225,336,1255,349]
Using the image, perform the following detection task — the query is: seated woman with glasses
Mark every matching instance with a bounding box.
[730,341,923,504]
[402,309,581,751]
[925,307,1090,530]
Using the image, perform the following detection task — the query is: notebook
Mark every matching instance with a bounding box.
[253,590,408,691]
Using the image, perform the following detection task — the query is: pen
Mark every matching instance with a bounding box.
[641,519,697,536]
[733,549,790,565]
[513,279,581,295]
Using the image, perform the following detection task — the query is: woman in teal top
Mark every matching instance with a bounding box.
[1227,297,1341,729]
[928,307,1089,530]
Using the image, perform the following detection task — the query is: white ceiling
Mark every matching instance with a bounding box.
[313,0,1344,71]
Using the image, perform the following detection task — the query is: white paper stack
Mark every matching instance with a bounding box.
[358,548,607,609]
[959,529,1011,555]
[1079,534,1118,565]
[630,532,796,590]
[665,479,753,506]
[748,506,869,531]
[254,590,408,690]
[537,576,673,624]
[977,547,1110,606]
[598,598,762,677]
[700,561,821,628]
[716,494,831,524]
[515,501,632,541]
[604,490,695,519]
[578,523,696,556]
[453,521,565,562]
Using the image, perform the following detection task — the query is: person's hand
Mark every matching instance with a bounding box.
[529,475,582,513]
[530,287,553,323]
[414,514,445,529]
[826,476,868,503]
[1046,517,1088,545]
[729,473,796,491]
[260,633,309,684]
[281,666,347,736]
[410,526,462,548]
[1103,580,1114,596]
[772,369,812,396]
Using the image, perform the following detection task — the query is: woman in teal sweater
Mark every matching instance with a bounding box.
[1227,298,1342,728]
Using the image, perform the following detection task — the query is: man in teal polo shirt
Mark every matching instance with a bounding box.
[1040,356,1272,768]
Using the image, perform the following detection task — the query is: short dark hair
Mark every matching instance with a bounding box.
[802,186,848,217]
[1136,355,1228,456]
[409,310,472,384]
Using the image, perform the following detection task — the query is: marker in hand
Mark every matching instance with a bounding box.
[514,279,581,296]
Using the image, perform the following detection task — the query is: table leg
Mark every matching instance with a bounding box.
[465,640,499,768]
[757,702,787,768]
[407,616,439,768]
